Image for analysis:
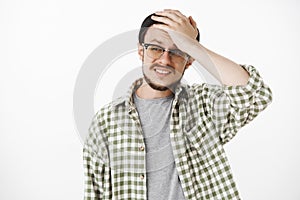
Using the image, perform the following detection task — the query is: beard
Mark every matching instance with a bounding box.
[142,63,186,92]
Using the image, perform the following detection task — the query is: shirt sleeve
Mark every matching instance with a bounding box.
[83,111,111,199]
[192,65,273,144]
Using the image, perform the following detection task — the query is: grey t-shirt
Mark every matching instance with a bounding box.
[133,93,186,200]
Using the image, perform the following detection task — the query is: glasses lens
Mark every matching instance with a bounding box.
[146,45,164,59]
[169,50,187,63]
[144,44,188,63]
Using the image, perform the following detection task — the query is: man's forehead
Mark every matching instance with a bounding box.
[144,27,175,47]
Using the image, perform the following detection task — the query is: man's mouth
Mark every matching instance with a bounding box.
[153,66,173,76]
[155,68,171,75]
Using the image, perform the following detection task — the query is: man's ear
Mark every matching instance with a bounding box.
[138,43,144,61]
[185,57,195,69]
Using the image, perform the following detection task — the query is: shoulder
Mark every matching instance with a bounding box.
[94,96,127,121]
[184,82,223,100]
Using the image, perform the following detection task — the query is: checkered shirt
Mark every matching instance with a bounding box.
[83,65,272,200]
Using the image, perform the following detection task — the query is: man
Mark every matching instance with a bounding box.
[83,9,272,200]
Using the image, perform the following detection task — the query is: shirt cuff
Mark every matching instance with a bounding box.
[222,64,264,108]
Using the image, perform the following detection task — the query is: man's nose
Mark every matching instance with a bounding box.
[158,51,172,65]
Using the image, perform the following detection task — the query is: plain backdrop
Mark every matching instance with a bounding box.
[1,0,299,199]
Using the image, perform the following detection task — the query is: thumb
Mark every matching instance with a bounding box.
[189,16,197,28]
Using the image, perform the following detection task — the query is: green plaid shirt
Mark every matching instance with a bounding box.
[83,65,272,200]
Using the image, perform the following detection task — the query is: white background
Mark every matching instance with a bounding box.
[1,0,299,199]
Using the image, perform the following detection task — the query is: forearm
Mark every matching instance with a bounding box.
[151,9,250,86]
[186,40,250,86]
[201,44,249,86]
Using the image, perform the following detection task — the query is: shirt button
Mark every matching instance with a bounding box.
[139,146,145,151]
[140,174,145,180]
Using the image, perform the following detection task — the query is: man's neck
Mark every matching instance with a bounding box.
[135,82,173,99]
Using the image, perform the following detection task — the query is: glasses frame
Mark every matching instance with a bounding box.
[141,43,190,63]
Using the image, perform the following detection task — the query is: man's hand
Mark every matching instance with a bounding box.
[151,9,198,41]
[151,9,249,86]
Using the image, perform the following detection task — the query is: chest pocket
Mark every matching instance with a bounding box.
[108,126,145,173]
[183,120,221,169]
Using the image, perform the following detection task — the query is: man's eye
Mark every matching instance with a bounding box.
[149,47,162,52]
[170,50,184,57]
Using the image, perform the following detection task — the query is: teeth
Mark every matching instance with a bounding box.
[156,69,170,74]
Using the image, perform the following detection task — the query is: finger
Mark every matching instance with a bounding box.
[162,9,186,19]
[156,9,189,24]
[155,11,180,22]
[156,12,190,27]
[152,23,187,38]
[151,15,175,26]
[189,16,197,28]
[152,23,169,30]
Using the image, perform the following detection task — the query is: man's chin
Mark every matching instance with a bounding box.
[144,76,179,92]
[147,82,169,91]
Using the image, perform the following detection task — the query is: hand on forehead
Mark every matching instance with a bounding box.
[144,27,178,48]
[150,9,198,41]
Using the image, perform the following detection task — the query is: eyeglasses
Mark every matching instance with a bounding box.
[142,43,189,64]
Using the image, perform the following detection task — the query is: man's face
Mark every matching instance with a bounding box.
[138,27,191,91]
